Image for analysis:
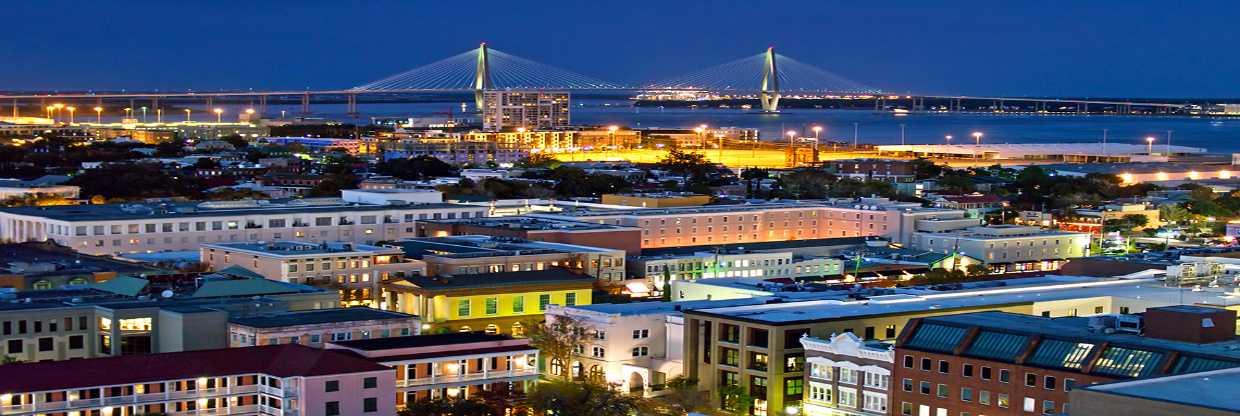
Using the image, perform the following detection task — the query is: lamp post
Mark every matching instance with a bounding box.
[607,125,618,150]
[66,107,75,124]
[184,108,192,122]
[945,134,953,145]
[156,108,163,123]
[971,131,983,145]
[93,106,103,124]
[53,103,64,121]
[124,107,132,119]
[786,130,798,166]
[45,106,54,120]
[213,108,223,123]
[1146,136,1156,155]
[140,106,148,123]
[811,125,822,161]
[899,123,906,145]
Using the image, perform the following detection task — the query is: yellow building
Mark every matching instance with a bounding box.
[381,269,595,336]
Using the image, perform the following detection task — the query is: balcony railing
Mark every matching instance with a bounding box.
[397,368,538,388]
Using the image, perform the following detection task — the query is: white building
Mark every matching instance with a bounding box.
[912,225,1091,273]
[341,188,444,205]
[801,333,894,416]
[0,198,487,256]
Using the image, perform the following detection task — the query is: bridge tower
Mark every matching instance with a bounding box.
[760,46,781,113]
[473,42,493,112]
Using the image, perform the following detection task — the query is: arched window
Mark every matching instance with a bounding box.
[550,358,565,376]
[589,365,606,382]
[484,324,499,335]
[31,280,52,290]
[511,322,525,337]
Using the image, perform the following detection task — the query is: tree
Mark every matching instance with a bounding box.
[1160,204,1189,224]
[516,153,561,169]
[965,264,990,277]
[525,315,591,380]
[657,149,714,190]
[193,157,219,169]
[219,134,249,149]
[526,379,641,416]
[910,158,943,180]
[740,167,769,197]
[718,384,752,414]
[376,155,458,180]
[776,170,833,199]
[659,377,711,414]
[398,398,492,416]
[1122,214,1149,229]
[0,355,18,365]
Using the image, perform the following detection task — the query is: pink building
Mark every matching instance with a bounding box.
[0,344,395,416]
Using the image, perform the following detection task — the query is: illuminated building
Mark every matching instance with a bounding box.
[911,225,1091,274]
[481,90,570,131]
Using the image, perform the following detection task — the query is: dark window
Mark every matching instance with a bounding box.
[2,321,8,335]
[981,366,992,380]
[78,316,87,330]
[939,360,950,373]
[963,364,974,377]
[363,377,377,389]
[1044,376,1056,390]
[1025,373,1037,387]
[33,321,41,333]
[863,326,875,340]
[748,328,769,348]
[18,320,26,334]
[784,328,809,347]
[885,325,897,339]
[999,369,1011,383]
[363,397,377,413]
[325,380,339,392]
[903,355,914,368]
[6,339,21,354]
[48,321,56,332]
[38,337,52,352]
[921,358,932,371]
[325,401,340,416]
[919,381,931,395]
[69,335,84,349]
[902,378,913,392]
[64,317,73,331]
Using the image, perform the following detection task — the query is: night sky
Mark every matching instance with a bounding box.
[3,1,1237,98]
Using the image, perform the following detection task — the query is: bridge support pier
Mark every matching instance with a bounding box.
[301,93,311,115]
[259,95,267,116]
[346,93,358,118]
[759,46,780,113]
[474,42,492,112]
[205,96,213,115]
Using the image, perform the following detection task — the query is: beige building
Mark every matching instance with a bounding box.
[481,90,570,131]
[912,225,1092,273]
[0,198,487,256]
[201,241,426,308]
[601,192,713,208]
[228,307,420,348]
[530,198,968,249]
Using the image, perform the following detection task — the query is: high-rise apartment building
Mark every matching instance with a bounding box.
[482,90,570,131]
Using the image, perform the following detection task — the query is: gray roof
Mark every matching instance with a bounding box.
[1081,367,1240,412]
[229,307,415,328]
[0,199,473,221]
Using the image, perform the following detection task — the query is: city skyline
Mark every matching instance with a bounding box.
[3,1,1239,98]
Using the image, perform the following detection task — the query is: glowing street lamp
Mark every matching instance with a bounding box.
[93,106,103,123]
[66,106,76,124]
[156,108,163,123]
[213,108,223,123]
[123,107,132,119]
[1146,136,1156,155]
[971,131,983,145]
[607,125,618,149]
[140,106,148,123]
[945,134,953,144]
[184,108,192,122]
[45,105,54,120]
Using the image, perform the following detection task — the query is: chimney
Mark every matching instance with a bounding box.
[1142,305,1236,344]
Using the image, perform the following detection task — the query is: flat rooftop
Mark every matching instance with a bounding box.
[331,331,515,350]
[1080,367,1240,412]
[685,277,1240,324]
[0,243,162,276]
[1043,162,1232,174]
[0,198,470,221]
[202,241,400,256]
[562,297,779,317]
[393,235,618,259]
[876,143,1208,157]
[229,307,415,328]
[393,269,595,290]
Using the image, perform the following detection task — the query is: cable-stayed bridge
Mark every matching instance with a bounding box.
[0,43,1189,117]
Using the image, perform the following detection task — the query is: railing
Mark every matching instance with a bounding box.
[67,398,101,408]
[397,368,539,388]
[0,388,276,415]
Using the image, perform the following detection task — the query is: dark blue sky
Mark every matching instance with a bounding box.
[3,1,1237,97]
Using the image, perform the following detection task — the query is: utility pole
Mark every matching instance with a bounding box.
[1102,128,1108,160]
[1166,130,1173,156]
[900,123,906,146]
[853,122,859,149]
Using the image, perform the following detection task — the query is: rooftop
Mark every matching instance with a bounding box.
[229,307,416,328]
[0,344,389,393]
[1042,162,1231,175]
[0,198,470,221]
[876,143,1208,157]
[685,277,1240,324]
[0,243,161,277]
[392,235,618,259]
[331,331,514,350]
[202,241,402,256]
[392,269,595,291]
[1080,367,1240,412]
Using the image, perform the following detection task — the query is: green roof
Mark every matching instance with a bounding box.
[91,275,149,297]
[1172,356,1236,374]
[904,323,968,353]
[190,278,318,298]
[964,331,1029,361]
[216,265,267,280]
[1026,339,1095,370]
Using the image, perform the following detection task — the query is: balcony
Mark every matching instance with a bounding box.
[397,368,538,388]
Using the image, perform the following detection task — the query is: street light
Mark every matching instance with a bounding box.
[786,130,798,166]
[156,108,163,123]
[66,107,75,124]
[811,125,823,159]
[945,134,953,144]
[124,107,132,119]
[184,108,192,122]
[1146,136,1156,155]
[607,125,618,150]
[140,106,148,123]
[971,131,983,145]
[213,108,223,123]
[45,106,54,120]
[93,106,103,124]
